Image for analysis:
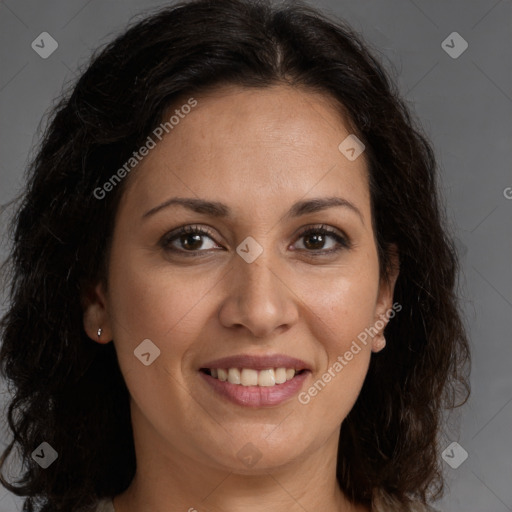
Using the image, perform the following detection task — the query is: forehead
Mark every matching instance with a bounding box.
[121,84,370,220]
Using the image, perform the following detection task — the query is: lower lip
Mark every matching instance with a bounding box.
[199,371,310,407]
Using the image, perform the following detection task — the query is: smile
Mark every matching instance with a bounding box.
[199,368,311,407]
[201,367,305,386]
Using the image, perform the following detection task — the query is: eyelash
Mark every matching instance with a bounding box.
[160,224,351,258]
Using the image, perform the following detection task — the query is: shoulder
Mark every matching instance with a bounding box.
[91,498,115,512]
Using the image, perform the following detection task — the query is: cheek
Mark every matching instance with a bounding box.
[298,280,374,429]
[294,256,379,422]
[300,254,380,354]
[107,247,221,369]
[106,249,220,426]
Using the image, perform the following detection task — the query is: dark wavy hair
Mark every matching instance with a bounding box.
[0,0,470,510]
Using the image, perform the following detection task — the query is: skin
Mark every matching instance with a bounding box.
[84,84,399,512]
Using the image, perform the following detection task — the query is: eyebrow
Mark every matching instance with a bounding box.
[142,196,364,224]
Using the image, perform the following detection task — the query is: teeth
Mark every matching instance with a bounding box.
[228,368,241,384]
[208,367,300,386]
[241,368,258,386]
[275,367,287,384]
[258,369,275,387]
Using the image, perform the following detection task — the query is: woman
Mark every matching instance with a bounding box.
[0,0,470,511]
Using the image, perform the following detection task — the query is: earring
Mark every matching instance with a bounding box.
[97,327,103,340]
[372,335,386,353]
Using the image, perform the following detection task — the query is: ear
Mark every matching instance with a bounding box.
[82,281,113,344]
[372,244,400,353]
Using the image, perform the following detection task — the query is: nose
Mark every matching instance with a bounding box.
[217,250,299,338]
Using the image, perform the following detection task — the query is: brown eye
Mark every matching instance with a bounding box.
[294,225,350,254]
[303,232,327,250]
[179,233,204,251]
[161,225,222,255]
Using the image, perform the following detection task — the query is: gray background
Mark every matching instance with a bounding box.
[0,0,511,511]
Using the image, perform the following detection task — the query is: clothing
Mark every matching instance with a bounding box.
[94,499,115,512]
[92,494,439,512]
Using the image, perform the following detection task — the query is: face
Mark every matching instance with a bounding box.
[84,84,398,474]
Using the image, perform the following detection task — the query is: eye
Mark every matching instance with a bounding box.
[160,223,351,258]
[293,224,350,255]
[160,225,222,256]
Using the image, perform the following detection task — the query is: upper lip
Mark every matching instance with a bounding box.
[200,354,312,371]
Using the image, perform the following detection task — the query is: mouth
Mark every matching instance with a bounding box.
[197,354,312,407]
[199,367,308,387]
